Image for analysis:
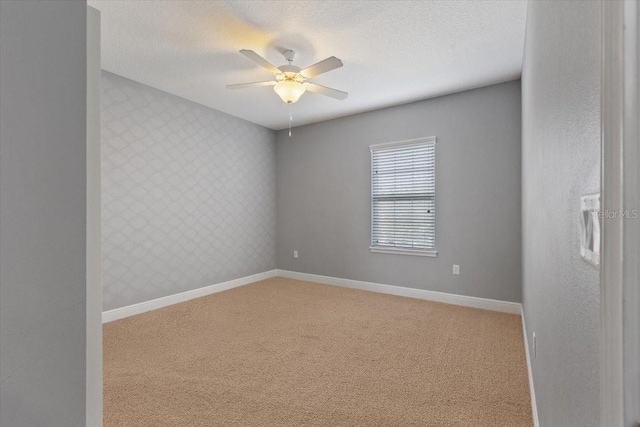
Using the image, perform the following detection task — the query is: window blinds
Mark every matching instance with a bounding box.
[371,139,436,251]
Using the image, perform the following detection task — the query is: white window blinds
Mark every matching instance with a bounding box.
[370,137,436,253]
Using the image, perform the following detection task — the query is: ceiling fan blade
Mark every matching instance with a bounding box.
[226,81,276,89]
[239,49,280,74]
[300,56,343,78]
[305,83,348,100]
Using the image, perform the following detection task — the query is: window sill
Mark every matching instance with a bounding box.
[369,246,438,257]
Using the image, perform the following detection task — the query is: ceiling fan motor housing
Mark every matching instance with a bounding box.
[277,65,304,83]
[278,64,302,74]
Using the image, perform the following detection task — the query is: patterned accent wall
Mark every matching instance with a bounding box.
[101,71,276,311]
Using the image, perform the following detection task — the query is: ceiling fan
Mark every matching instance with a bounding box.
[227,49,348,104]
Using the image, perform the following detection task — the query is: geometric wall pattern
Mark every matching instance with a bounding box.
[101,72,276,311]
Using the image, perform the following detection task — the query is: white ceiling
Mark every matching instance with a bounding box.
[89,0,528,130]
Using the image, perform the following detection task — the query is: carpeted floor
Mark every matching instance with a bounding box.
[104,277,532,426]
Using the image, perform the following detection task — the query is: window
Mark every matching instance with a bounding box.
[370,137,436,256]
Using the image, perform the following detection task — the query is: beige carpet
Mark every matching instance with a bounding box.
[104,277,532,426]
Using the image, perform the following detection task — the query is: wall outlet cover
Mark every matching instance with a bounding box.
[453,264,460,275]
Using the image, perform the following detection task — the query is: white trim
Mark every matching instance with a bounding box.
[521,306,540,427]
[275,269,521,314]
[102,270,278,323]
[369,246,437,257]
[369,136,437,151]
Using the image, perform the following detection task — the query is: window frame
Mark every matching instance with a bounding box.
[369,136,437,257]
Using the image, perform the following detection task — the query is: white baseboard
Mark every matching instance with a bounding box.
[276,269,522,314]
[520,306,540,427]
[102,270,278,323]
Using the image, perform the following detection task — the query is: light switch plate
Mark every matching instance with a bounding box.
[453,264,460,275]
[580,194,600,267]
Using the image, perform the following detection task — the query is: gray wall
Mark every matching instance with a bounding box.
[0,1,87,426]
[101,72,276,311]
[521,1,601,426]
[86,6,103,426]
[277,81,522,303]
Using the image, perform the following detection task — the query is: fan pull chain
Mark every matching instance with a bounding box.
[288,103,293,137]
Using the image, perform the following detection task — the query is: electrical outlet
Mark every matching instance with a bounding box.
[293,250,298,258]
[452,264,460,275]
[533,332,537,358]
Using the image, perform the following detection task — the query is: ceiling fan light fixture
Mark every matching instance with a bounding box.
[274,80,306,104]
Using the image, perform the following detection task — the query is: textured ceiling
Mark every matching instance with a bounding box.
[89,0,528,130]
